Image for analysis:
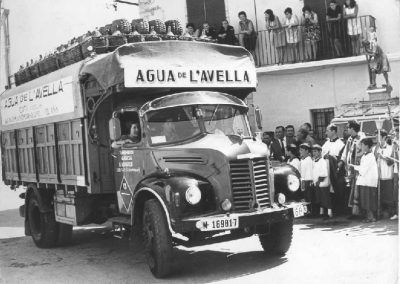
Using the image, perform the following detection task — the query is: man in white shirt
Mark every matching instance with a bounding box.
[322,124,345,215]
[376,130,395,218]
[322,124,345,159]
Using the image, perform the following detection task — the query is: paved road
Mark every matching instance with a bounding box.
[0,188,398,284]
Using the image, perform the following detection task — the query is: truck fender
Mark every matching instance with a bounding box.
[23,184,54,236]
[131,186,178,237]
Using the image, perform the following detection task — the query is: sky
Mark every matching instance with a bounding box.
[0,0,139,90]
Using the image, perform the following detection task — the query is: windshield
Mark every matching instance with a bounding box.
[146,104,250,145]
[362,120,392,136]
[201,105,250,137]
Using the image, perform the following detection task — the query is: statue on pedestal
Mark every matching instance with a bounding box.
[362,40,392,91]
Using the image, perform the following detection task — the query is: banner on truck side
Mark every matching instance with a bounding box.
[124,66,257,88]
[0,77,75,126]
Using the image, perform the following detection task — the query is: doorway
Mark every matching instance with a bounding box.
[186,0,226,30]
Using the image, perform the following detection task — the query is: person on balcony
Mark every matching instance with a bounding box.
[326,0,344,57]
[217,20,236,45]
[196,22,217,40]
[282,7,300,63]
[264,9,286,65]
[301,5,320,61]
[183,23,197,38]
[238,11,258,63]
[343,0,362,56]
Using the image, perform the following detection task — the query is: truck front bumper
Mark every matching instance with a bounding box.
[173,202,307,233]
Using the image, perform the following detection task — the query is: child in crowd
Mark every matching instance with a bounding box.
[350,138,378,222]
[367,26,377,53]
[299,143,314,213]
[312,144,332,219]
[287,144,300,171]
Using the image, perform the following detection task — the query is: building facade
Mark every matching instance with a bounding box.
[139,0,400,138]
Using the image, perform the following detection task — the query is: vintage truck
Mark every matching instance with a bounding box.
[0,41,305,278]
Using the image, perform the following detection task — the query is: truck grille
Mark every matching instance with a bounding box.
[229,157,270,211]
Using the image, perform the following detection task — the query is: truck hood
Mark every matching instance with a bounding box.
[162,133,268,160]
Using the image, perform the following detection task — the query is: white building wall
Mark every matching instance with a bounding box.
[254,57,400,131]
[139,0,187,23]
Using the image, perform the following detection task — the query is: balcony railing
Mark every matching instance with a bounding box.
[254,15,375,67]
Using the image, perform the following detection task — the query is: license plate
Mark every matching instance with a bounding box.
[293,205,307,218]
[195,216,239,231]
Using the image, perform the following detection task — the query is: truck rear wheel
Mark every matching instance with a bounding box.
[27,195,58,248]
[142,199,173,278]
[259,219,293,255]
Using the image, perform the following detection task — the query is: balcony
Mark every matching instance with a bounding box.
[254,15,376,67]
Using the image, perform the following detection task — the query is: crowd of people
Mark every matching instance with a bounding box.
[262,121,399,222]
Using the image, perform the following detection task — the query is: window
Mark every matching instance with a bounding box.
[186,0,226,29]
[311,108,335,141]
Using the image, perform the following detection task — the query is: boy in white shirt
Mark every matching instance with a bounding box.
[312,144,332,219]
[299,143,314,215]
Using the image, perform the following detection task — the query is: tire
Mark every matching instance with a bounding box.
[142,199,173,278]
[27,195,58,248]
[259,219,293,255]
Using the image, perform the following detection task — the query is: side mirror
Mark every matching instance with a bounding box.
[109,117,121,141]
[255,106,263,130]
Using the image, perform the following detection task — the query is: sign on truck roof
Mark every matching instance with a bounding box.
[81,41,257,90]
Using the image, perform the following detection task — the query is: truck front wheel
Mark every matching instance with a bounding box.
[27,195,58,248]
[142,199,173,278]
[258,219,293,255]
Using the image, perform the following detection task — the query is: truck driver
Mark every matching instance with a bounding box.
[112,122,140,148]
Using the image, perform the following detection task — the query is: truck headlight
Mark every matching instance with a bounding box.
[185,185,202,205]
[287,174,300,192]
[221,199,232,211]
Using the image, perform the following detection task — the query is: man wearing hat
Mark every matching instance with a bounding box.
[339,120,365,219]
[312,144,333,219]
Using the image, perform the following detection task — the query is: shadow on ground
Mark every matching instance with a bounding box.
[0,224,287,283]
[295,216,398,236]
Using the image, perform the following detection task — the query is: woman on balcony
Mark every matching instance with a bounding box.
[264,9,286,65]
[301,5,321,61]
[283,7,300,63]
[343,0,362,56]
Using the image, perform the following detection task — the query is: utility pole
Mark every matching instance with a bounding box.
[0,0,11,89]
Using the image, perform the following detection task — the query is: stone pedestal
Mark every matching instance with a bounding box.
[366,87,392,101]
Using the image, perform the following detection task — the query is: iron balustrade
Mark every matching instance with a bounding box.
[250,15,376,67]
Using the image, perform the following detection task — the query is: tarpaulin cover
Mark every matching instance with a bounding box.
[80,41,257,91]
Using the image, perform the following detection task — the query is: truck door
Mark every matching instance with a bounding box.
[113,112,145,215]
